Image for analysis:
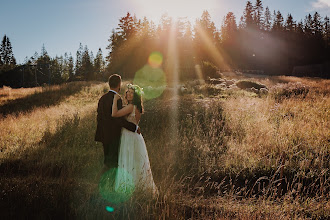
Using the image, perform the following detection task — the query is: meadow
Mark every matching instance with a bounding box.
[0,73,329,219]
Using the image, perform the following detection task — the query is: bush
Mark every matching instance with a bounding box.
[201,61,220,79]
[270,82,309,101]
[194,84,224,96]
[236,80,267,90]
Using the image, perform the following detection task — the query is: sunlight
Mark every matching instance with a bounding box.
[110,30,147,73]
[166,21,179,156]
[195,25,231,70]
[194,64,205,83]
[165,22,179,86]
[133,0,217,21]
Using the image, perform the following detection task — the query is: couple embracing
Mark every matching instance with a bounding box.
[95,74,157,196]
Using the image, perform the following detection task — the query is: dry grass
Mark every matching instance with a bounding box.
[0,82,107,160]
[0,76,329,219]
[0,86,42,104]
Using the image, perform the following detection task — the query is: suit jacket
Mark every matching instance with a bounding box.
[95,91,137,144]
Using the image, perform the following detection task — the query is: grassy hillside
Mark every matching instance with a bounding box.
[0,75,329,219]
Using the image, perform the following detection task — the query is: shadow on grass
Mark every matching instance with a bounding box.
[0,87,167,219]
[0,109,106,219]
[0,82,88,117]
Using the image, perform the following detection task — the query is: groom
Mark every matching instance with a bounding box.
[95,74,139,174]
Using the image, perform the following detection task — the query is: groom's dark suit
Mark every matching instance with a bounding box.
[95,91,137,168]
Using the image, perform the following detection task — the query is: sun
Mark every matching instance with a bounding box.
[133,0,217,22]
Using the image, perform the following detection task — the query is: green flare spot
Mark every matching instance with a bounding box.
[134,64,167,100]
[98,168,135,204]
[106,206,114,212]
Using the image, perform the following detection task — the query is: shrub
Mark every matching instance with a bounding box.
[201,61,220,79]
[270,82,309,101]
[194,84,223,96]
[235,80,267,90]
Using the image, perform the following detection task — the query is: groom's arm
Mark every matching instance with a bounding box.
[114,117,137,132]
[113,99,138,133]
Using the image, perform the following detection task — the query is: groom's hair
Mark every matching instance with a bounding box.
[108,74,121,89]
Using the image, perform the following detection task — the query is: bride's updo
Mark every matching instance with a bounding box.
[126,84,144,114]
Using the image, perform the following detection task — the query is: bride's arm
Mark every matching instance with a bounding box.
[112,94,134,117]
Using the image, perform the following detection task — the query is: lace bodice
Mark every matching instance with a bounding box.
[126,105,138,125]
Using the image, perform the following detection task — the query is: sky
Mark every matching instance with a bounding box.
[0,0,329,64]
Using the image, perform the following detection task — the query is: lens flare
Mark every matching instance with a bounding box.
[98,168,135,204]
[134,64,167,100]
[105,206,114,212]
[148,52,163,68]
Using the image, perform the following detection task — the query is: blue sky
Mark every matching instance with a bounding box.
[0,0,329,64]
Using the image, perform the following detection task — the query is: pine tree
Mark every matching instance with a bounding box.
[243,1,254,29]
[0,35,16,69]
[285,14,295,32]
[68,54,74,81]
[41,44,47,57]
[106,29,119,64]
[273,11,284,31]
[239,16,245,29]
[253,0,264,29]
[94,48,104,79]
[221,12,239,68]
[51,56,63,84]
[264,6,272,31]
[75,43,83,76]
[312,12,323,36]
[106,12,140,76]
[37,44,51,84]
[38,44,50,66]
[193,10,219,63]
[181,20,194,76]
[296,20,304,34]
[324,16,330,46]
[221,12,237,42]
[194,10,218,44]
[117,12,136,41]
[304,14,313,36]
[183,21,193,43]
[31,52,38,65]
[140,16,155,39]
[62,52,69,81]
[1,35,9,65]
[81,45,93,80]
[272,10,277,29]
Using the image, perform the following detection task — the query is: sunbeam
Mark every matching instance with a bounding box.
[109,30,148,74]
[166,20,180,158]
[195,24,231,71]
[194,63,205,83]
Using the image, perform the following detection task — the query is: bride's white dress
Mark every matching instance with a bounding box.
[115,106,157,195]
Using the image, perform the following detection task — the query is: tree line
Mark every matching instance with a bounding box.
[1,0,329,88]
[107,1,329,80]
[0,39,106,87]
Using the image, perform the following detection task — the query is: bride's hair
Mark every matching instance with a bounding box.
[132,91,144,114]
[125,85,144,114]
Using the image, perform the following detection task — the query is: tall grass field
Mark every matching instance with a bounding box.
[0,74,329,219]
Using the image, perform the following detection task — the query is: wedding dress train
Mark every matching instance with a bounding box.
[115,106,157,196]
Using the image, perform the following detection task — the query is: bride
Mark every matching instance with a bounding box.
[112,84,157,196]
